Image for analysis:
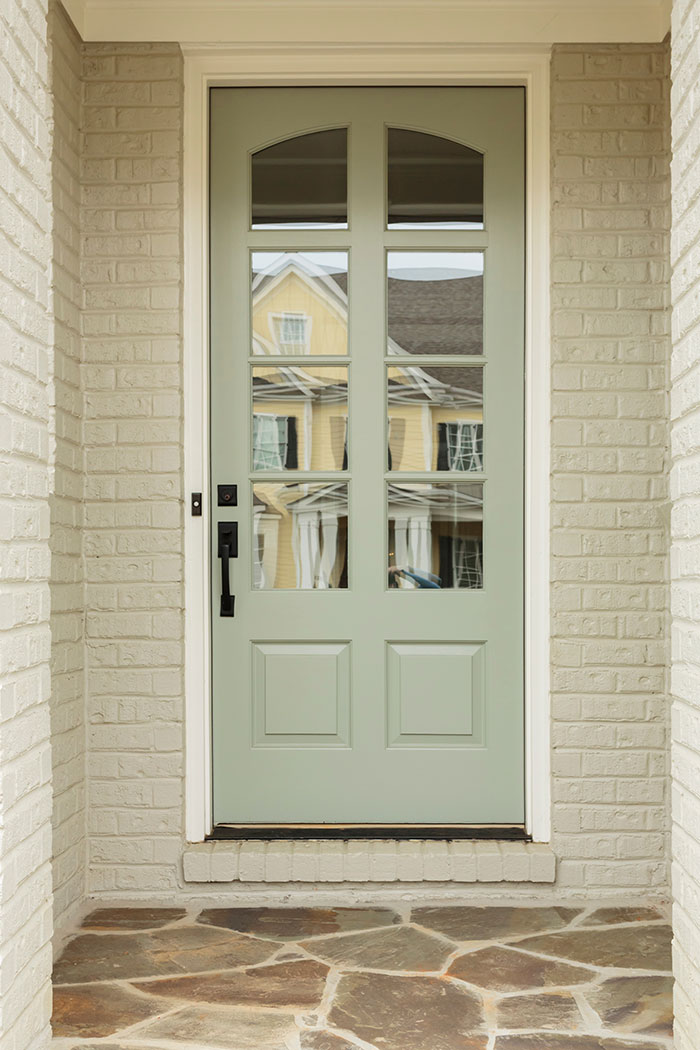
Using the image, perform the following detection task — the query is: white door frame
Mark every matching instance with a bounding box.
[183,46,551,844]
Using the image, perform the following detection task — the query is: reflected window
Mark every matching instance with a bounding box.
[252,128,348,229]
[253,414,293,470]
[252,252,348,357]
[272,312,309,353]
[252,365,349,471]
[253,482,348,589]
[387,482,483,590]
[452,536,483,589]
[387,365,483,472]
[440,421,483,473]
[387,128,483,229]
[387,252,483,357]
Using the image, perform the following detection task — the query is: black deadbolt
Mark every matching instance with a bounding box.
[217,484,237,507]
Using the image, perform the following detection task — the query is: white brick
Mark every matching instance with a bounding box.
[671,0,700,1031]
[551,42,670,895]
[181,839,555,884]
[182,846,211,883]
[525,843,558,883]
[262,841,293,883]
[1,0,55,1046]
[448,840,477,882]
[238,841,266,882]
[209,843,239,882]
[476,842,503,882]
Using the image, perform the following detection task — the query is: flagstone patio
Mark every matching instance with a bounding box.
[51,904,674,1050]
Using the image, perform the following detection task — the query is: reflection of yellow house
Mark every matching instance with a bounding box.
[251,254,483,590]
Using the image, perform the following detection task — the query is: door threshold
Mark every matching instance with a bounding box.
[208,824,530,841]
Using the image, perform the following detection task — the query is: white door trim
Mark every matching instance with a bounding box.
[183,47,551,844]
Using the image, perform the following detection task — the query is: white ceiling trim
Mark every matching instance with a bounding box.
[61,0,670,44]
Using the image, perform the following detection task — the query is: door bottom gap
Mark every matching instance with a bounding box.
[208,824,530,841]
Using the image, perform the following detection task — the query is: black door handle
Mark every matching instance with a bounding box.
[220,543,234,617]
[218,522,237,618]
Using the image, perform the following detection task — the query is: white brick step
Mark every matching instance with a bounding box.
[183,840,555,884]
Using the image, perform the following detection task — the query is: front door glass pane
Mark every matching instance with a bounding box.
[387,482,483,589]
[252,252,348,356]
[387,252,484,356]
[253,482,349,589]
[387,128,484,229]
[252,128,348,228]
[387,365,483,472]
[252,365,349,471]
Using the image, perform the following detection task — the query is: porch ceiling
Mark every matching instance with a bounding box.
[63,0,670,46]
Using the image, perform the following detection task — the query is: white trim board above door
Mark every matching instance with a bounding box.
[64,0,670,44]
[183,49,551,848]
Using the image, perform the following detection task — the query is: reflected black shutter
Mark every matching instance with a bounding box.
[437,422,449,470]
[439,536,454,588]
[285,416,298,468]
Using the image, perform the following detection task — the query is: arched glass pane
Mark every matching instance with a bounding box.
[387,128,483,229]
[252,128,348,229]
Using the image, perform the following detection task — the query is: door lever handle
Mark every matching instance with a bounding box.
[218,522,237,618]
[220,543,234,617]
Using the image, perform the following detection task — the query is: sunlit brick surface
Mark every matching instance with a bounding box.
[551,44,671,893]
[670,0,700,1045]
[0,0,54,1047]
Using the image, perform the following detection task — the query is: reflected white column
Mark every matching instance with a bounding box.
[393,514,409,586]
[254,514,280,589]
[296,511,321,589]
[408,512,431,574]
[421,404,433,470]
[319,512,339,588]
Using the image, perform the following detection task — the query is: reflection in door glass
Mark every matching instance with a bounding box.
[252,128,347,228]
[387,483,483,589]
[387,128,484,229]
[387,365,483,472]
[253,482,349,589]
[387,252,483,356]
[252,365,349,471]
[252,252,348,357]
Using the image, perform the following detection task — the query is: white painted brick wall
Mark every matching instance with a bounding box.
[0,0,55,1046]
[80,43,185,895]
[670,0,700,1046]
[551,45,671,893]
[48,0,86,943]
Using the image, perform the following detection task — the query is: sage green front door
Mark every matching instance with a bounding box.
[210,87,525,825]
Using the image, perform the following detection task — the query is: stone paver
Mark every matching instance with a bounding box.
[198,905,399,940]
[139,1005,299,1049]
[51,905,674,1050]
[516,925,673,972]
[300,1032,366,1049]
[80,906,186,930]
[584,907,664,927]
[328,971,487,1050]
[302,924,453,972]
[584,976,674,1036]
[53,925,277,984]
[133,958,330,1007]
[412,906,581,942]
[448,944,593,991]
[494,1037,669,1050]
[496,991,584,1030]
[52,983,162,1037]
